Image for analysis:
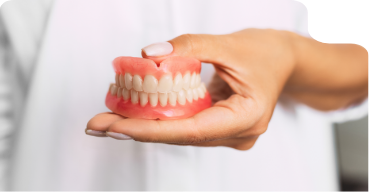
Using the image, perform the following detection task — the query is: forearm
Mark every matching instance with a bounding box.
[283,32,368,110]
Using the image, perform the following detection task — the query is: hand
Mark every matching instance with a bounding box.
[87,29,296,150]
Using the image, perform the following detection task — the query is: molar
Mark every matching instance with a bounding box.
[200,82,207,93]
[196,74,201,87]
[192,89,198,101]
[172,73,183,92]
[168,92,177,106]
[117,87,123,98]
[159,93,168,107]
[143,75,158,93]
[119,74,125,88]
[131,90,139,104]
[185,89,193,103]
[157,74,173,93]
[190,72,197,88]
[139,92,148,107]
[177,90,186,105]
[149,92,158,107]
[197,87,205,99]
[110,84,118,96]
[122,88,130,100]
[125,73,133,90]
[133,75,143,91]
[182,72,191,90]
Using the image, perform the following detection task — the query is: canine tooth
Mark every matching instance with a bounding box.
[196,74,201,87]
[131,90,139,104]
[133,75,143,91]
[190,72,197,88]
[172,73,183,92]
[177,90,186,105]
[192,89,198,101]
[143,75,158,93]
[182,72,191,90]
[168,92,177,106]
[185,89,193,103]
[122,88,130,100]
[117,87,123,98]
[159,93,168,107]
[139,92,148,107]
[200,82,207,92]
[149,92,158,107]
[110,84,118,96]
[125,73,133,90]
[197,87,205,99]
[157,74,173,93]
[119,74,125,88]
[115,74,120,87]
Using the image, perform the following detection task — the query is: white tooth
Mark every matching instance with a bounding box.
[182,72,191,90]
[122,88,130,101]
[157,74,173,93]
[139,92,148,107]
[197,87,205,99]
[186,89,193,103]
[115,74,120,87]
[196,74,201,87]
[119,74,125,88]
[177,90,186,105]
[192,89,198,101]
[200,82,207,92]
[190,72,197,88]
[125,73,133,90]
[131,90,139,104]
[168,92,177,106]
[143,75,158,93]
[159,93,168,107]
[110,84,118,96]
[133,75,143,91]
[149,93,158,107]
[117,87,123,98]
[172,73,183,92]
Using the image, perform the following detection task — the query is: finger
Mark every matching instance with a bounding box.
[86,112,126,131]
[107,94,261,144]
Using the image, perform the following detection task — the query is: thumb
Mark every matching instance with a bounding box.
[141,34,228,65]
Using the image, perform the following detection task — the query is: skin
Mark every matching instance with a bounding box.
[86,29,368,150]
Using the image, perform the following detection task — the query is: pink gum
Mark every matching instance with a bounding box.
[113,56,201,79]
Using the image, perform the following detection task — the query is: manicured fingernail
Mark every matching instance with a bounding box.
[106,132,132,140]
[142,42,173,57]
[85,129,107,137]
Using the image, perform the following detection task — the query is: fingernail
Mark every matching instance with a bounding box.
[85,129,107,137]
[142,42,173,57]
[106,132,132,140]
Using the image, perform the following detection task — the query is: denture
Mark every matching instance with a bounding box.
[105,56,211,120]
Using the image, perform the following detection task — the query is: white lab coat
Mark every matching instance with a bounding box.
[0,0,367,190]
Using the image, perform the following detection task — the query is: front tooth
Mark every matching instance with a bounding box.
[168,92,177,106]
[139,92,148,107]
[190,72,197,88]
[197,87,205,98]
[149,92,158,107]
[133,75,143,91]
[115,74,120,87]
[122,88,130,100]
[119,74,125,88]
[172,73,183,92]
[131,90,139,104]
[157,74,173,93]
[182,72,191,90]
[110,84,118,96]
[196,74,201,87]
[125,73,133,90]
[159,93,168,107]
[185,89,193,103]
[177,90,186,105]
[143,75,158,93]
[117,87,123,98]
[192,89,198,101]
